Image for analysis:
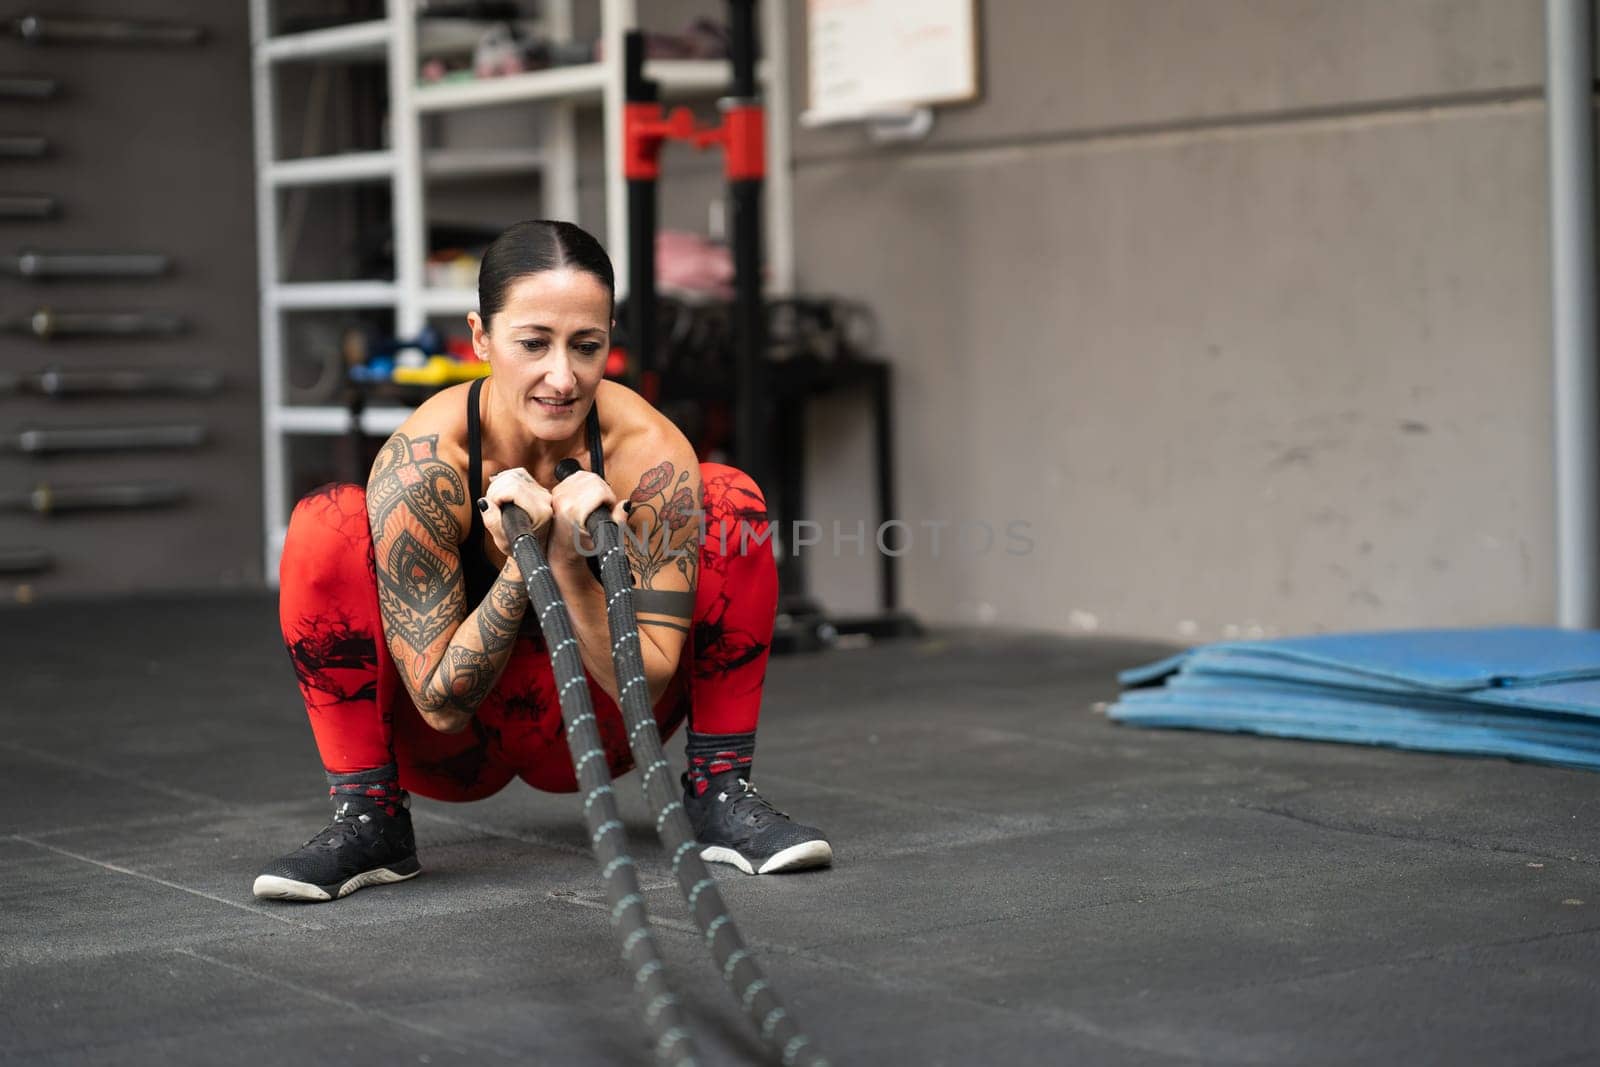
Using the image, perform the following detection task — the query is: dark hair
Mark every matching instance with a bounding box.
[477,219,615,325]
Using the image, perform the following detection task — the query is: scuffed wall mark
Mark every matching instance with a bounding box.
[1400,420,1430,434]
[1271,444,1318,468]
[1267,441,1331,467]
[1265,434,1347,471]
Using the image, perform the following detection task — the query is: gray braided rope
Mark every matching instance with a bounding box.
[582,505,830,1067]
[500,504,698,1067]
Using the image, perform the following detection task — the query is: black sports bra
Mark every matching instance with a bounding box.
[462,375,605,605]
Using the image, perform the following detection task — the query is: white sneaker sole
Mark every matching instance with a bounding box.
[252,865,419,902]
[701,839,833,875]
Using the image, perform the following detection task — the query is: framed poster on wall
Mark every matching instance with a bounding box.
[804,0,979,124]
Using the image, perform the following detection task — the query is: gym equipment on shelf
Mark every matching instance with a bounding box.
[0,480,187,516]
[0,76,58,99]
[4,14,206,47]
[0,368,222,398]
[0,135,48,158]
[0,194,57,220]
[1,249,170,279]
[1,423,206,455]
[0,307,187,340]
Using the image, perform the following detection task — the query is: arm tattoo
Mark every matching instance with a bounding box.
[622,461,701,596]
[368,434,534,719]
[633,589,693,634]
[367,433,468,671]
[476,574,526,651]
[430,646,497,712]
[632,589,695,616]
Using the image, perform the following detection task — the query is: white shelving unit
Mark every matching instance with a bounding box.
[248,0,794,580]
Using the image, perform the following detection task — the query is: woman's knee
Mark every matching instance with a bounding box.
[286,483,369,541]
[279,484,376,636]
[698,463,774,562]
[699,463,766,515]
[280,484,371,581]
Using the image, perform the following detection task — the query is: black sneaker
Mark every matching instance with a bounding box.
[252,795,420,902]
[684,773,833,875]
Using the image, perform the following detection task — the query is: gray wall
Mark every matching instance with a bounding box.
[8,0,1553,645]
[0,0,262,602]
[782,0,1556,642]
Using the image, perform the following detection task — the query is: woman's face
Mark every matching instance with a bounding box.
[471,268,611,438]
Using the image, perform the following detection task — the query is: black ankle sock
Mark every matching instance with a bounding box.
[327,762,406,817]
[685,729,755,797]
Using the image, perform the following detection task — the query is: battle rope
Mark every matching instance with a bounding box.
[500,501,698,1067]
[554,457,829,1067]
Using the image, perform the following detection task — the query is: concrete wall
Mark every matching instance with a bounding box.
[0,0,262,601]
[782,0,1556,642]
[35,0,1547,640]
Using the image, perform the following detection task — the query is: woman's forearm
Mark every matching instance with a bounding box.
[555,555,683,707]
[417,560,528,728]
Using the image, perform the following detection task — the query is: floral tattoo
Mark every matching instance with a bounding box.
[626,461,699,589]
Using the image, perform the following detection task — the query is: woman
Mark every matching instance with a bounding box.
[256,220,831,902]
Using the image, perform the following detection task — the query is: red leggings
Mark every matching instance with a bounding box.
[277,463,777,800]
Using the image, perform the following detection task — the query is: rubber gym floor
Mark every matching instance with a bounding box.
[3,593,1598,1065]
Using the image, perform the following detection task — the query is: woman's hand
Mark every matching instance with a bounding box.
[480,467,554,557]
[548,469,627,566]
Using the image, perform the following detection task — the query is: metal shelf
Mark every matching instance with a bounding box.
[413,59,768,113]
[270,281,398,310]
[268,150,395,186]
[252,0,794,584]
[275,405,413,436]
[424,147,548,179]
[418,288,478,315]
[415,63,606,112]
[259,19,389,62]
[267,147,550,187]
[258,17,504,63]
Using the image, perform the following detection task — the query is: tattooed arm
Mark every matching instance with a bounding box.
[366,432,531,733]
[547,437,700,706]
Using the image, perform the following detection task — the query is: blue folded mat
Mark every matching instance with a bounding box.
[1107,627,1600,773]
[1118,627,1600,691]
[1160,676,1600,729]
[1110,702,1600,772]
[1119,687,1600,746]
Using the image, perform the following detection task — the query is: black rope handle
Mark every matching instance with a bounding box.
[555,459,830,1067]
[499,501,699,1067]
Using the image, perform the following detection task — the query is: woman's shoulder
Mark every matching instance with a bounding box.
[365,384,477,546]
[596,380,689,456]
[387,381,475,464]
[595,381,700,510]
